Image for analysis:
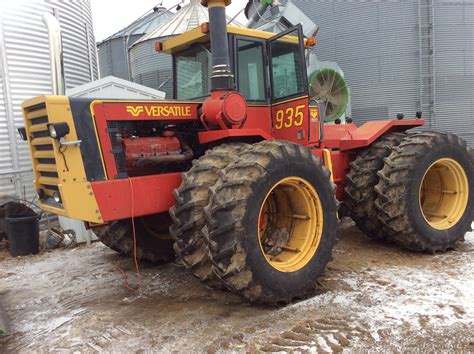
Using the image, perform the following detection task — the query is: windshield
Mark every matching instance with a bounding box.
[175,43,211,100]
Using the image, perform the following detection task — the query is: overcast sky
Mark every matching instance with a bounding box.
[90,0,249,42]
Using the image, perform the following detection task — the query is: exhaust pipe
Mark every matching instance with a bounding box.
[42,12,66,95]
[201,0,234,91]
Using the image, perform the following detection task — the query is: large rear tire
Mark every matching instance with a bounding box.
[375,131,474,252]
[344,132,406,239]
[169,143,248,285]
[205,140,338,304]
[94,216,174,263]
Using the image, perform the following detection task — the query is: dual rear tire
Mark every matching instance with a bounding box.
[345,131,474,252]
[375,131,473,252]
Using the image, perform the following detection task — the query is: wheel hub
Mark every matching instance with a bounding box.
[258,177,323,272]
[419,158,469,230]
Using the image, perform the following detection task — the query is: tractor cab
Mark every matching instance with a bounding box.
[166,25,309,103]
[161,25,322,145]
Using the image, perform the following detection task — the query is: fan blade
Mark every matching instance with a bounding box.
[309,79,323,96]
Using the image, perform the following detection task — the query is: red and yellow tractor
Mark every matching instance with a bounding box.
[20,0,473,304]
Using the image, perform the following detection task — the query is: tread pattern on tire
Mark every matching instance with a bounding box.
[169,143,248,285]
[344,132,406,239]
[205,140,339,304]
[374,131,472,252]
[94,219,174,263]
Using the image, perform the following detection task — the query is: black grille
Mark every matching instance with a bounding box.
[107,121,127,179]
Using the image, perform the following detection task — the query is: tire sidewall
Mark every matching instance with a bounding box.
[406,143,474,245]
[241,154,337,298]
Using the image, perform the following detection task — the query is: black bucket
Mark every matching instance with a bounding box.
[6,213,40,257]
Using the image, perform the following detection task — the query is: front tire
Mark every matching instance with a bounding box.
[375,131,474,252]
[169,143,248,285]
[205,141,338,304]
[94,216,175,263]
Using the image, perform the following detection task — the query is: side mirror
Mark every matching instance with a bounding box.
[18,127,27,141]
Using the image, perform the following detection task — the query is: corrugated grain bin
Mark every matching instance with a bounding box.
[0,0,98,204]
[97,6,173,81]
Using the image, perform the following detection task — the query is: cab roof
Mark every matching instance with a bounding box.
[160,25,315,54]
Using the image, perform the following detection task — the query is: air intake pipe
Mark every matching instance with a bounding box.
[42,12,66,95]
[200,0,247,129]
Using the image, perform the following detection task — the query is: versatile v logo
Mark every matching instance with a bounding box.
[126,106,144,117]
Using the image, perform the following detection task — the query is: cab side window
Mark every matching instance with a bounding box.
[270,29,305,100]
[236,39,266,101]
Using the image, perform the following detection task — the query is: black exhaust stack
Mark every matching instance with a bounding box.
[201,0,234,91]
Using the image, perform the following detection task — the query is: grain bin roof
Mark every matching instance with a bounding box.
[133,0,241,46]
[98,6,173,44]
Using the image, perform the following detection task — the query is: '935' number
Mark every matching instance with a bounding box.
[274,105,305,130]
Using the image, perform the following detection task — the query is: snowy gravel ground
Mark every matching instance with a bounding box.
[1,220,473,352]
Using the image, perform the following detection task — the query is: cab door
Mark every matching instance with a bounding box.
[268,25,309,144]
[234,36,272,133]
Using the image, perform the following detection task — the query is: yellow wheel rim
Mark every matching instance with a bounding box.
[257,176,323,273]
[419,158,469,230]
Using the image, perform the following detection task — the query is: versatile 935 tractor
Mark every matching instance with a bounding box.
[21,0,473,303]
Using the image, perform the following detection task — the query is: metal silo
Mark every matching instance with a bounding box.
[97,6,173,80]
[0,0,97,201]
[129,0,240,98]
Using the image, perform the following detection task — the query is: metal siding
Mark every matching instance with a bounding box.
[97,40,113,77]
[97,35,142,80]
[0,71,16,197]
[0,0,97,205]
[49,0,98,86]
[129,38,174,98]
[432,0,474,146]
[292,0,421,125]
[285,0,473,146]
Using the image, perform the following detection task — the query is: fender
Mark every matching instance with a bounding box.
[324,119,424,151]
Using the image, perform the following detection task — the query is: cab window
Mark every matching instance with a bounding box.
[236,39,266,101]
[269,29,305,100]
[175,43,211,100]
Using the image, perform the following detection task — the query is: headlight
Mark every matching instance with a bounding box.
[47,122,70,139]
[48,124,58,138]
[53,192,61,203]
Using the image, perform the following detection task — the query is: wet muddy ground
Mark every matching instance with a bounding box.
[1,220,473,352]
